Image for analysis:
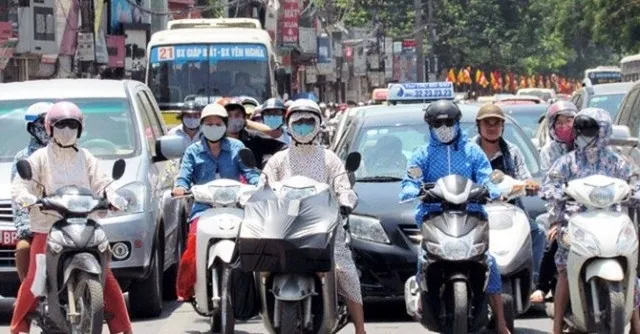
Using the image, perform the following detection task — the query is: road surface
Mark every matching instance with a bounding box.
[0,297,553,333]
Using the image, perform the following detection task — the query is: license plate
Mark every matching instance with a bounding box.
[0,230,18,247]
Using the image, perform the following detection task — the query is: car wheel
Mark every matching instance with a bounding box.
[129,237,163,318]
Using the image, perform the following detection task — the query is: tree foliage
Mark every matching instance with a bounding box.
[331,0,639,76]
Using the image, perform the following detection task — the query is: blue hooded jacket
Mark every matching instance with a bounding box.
[399,123,501,226]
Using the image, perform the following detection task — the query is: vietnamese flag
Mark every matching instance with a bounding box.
[478,71,489,88]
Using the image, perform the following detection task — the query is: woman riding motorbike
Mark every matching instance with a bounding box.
[11,101,131,334]
[261,98,366,334]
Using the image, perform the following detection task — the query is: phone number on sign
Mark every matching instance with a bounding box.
[411,89,453,98]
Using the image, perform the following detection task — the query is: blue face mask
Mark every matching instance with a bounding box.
[263,115,283,129]
[291,123,315,137]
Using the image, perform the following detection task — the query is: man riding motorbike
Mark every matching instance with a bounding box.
[172,103,260,301]
[261,97,291,144]
[473,104,545,284]
[541,108,640,334]
[530,100,578,304]
[261,98,367,334]
[223,97,287,169]
[10,101,131,334]
[168,101,203,150]
[11,102,53,282]
[399,100,511,334]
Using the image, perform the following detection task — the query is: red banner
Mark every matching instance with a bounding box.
[280,0,299,46]
[0,22,11,42]
[106,35,125,68]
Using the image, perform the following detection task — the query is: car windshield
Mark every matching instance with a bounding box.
[499,107,546,139]
[147,44,270,108]
[588,93,625,118]
[0,98,138,162]
[353,122,539,179]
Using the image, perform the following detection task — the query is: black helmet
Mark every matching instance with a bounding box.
[424,100,462,126]
[181,101,203,114]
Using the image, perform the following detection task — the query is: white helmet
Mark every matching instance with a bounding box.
[25,102,53,125]
[286,99,322,122]
[200,103,228,122]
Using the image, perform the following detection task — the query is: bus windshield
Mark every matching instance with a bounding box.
[587,71,622,85]
[147,43,270,108]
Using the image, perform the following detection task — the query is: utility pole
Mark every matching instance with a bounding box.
[414,0,424,82]
[78,0,96,77]
[426,0,433,81]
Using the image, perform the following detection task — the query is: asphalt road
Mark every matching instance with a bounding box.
[0,297,553,333]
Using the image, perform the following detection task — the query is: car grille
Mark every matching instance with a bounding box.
[0,200,12,222]
[399,225,422,245]
[0,245,16,267]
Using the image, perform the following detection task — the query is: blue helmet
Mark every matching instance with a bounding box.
[261,98,286,112]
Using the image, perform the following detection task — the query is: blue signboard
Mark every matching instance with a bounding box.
[317,36,331,63]
[387,82,454,101]
[150,44,268,63]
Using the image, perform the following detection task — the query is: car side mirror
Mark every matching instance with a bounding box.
[112,159,126,180]
[345,152,361,172]
[16,160,32,180]
[154,135,186,162]
[612,125,632,140]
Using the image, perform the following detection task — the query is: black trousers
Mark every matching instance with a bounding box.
[536,239,558,294]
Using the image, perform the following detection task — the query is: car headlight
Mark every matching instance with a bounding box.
[588,184,616,207]
[210,185,240,206]
[348,215,390,244]
[617,223,638,254]
[280,186,317,201]
[569,226,600,256]
[111,182,146,216]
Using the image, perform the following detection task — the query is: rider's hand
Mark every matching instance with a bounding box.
[524,179,540,195]
[172,187,186,197]
[548,223,560,242]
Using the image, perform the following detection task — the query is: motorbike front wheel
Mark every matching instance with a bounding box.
[604,280,625,333]
[448,281,468,334]
[280,301,303,334]
[73,272,104,334]
[210,264,235,334]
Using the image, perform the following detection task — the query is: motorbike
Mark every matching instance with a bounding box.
[236,148,360,334]
[545,173,638,333]
[174,179,257,333]
[487,170,534,316]
[402,174,515,334]
[15,158,126,334]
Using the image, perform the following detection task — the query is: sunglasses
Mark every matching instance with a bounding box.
[53,119,81,130]
[429,119,456,128]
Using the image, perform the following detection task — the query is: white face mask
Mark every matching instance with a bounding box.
[432,125,457,143]
[53,127,78,147]
[575,135,596,149]
[201,124,226,142]
[228,118,245,133]
[183,117,200,130]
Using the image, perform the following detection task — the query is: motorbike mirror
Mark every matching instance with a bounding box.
[16,160,32,181]
[490,170,505,184]
[345,152,361,172]
[112,159,126,180]
[239,148,258,169]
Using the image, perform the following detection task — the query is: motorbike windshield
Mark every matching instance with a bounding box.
[240,186,340,248]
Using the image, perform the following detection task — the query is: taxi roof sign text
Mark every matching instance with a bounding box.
[387,82,455,102]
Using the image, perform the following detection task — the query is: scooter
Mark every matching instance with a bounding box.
[16,158,126,334]
[546,173,638,333]
[236,148,361,334]
[487,170,534,315]
[176,179,257,333]
[403,174,515,334]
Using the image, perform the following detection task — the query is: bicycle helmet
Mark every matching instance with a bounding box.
[45,101,84,138]
[424,100,462,126]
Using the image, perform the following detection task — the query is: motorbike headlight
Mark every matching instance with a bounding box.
[348,215,390,244]
[92,229,110,252]
[570,226,600,256]
[588,184,616,207]
[210,185,240,207]
[111,182,146,216]
[280,186,317,201]
[426,231,483,260]
[48,230,74,253]
[57,195,99,214]
[617,223,638,254]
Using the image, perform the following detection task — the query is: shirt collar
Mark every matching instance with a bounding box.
[198,136,231,153]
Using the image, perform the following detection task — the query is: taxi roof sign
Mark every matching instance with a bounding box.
[387,82,455,102]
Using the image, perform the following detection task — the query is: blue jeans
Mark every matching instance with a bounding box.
[529,219,546,284]
[416,251,502,295]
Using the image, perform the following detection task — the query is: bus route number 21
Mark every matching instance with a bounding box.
[158,47,175,61]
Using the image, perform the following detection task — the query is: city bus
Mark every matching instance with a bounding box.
[583,66,622,86]
[146,18,279,125]
[620,54,640,82]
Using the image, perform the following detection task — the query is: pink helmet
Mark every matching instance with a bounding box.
[45,101,84,137]
[546,100,578,138]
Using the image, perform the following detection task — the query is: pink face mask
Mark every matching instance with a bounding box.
[555,125,574,143]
